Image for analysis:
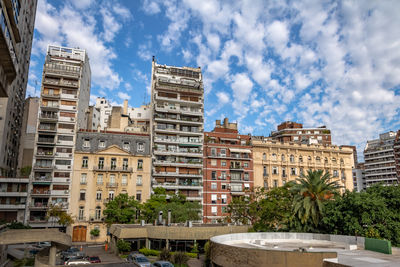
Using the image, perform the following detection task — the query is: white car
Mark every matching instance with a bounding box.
[64,259,91,265]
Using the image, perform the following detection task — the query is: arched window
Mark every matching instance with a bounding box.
[78,206,84,220]
[272,153,277,160]
[308,156,311,161]
[262,153,267,160]
[324,157,328,163]
[281,154,285,162]
[290,155,295,163]
[316,156,321,162]
[95,206,101,220]
[263,166,267,176]
[340,158,344,164]
[299,156,303,162]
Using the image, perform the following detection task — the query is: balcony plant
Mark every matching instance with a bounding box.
[90,228,100,238]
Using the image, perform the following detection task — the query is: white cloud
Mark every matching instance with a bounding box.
[216,91,230,105]
[142,0,161,15]
[118,92,131,100]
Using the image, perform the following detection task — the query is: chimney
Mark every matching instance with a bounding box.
[123,99,128,115]
[215,120,221,127]
[167,209,171,226]
[223,118,229,128]
[158,211,163,225]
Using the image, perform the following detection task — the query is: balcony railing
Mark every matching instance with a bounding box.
[31,190,51,195]
[93,166,133,172]
[106,183,118,188]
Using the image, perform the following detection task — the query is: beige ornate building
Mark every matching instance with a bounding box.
[252,138,354,191]
[68,131,151,243]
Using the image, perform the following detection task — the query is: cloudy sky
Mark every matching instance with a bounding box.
[27,0,400,159]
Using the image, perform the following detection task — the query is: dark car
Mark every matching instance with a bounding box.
[87,256,101,263]
[151,261,174,267]
[61,247,85,260]
[127,253,151,267]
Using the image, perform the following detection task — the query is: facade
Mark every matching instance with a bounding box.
[364,131,397,187]
[270,121,331,145]
[94,97,112,130]
[68,131,151,243]
[127,104,150,133]
[252,138,354,191]
[0,0,38,177]
[394,130,400,181]
[150,59,204,202]
[352,163,365,192]
[86,105,100,130]
[203,118,253,223]
[26,45,91,227]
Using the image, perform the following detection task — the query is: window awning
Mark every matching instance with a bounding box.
[229,148,251,153]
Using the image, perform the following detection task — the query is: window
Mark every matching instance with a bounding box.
[111,158,116,170]
[123,141,130,151]
[80,190,86,201]
[211,206,217,214]
[137,159,143,170]
[282,167,286,177]
[221,183,227,190]
[137,142,144,152]
[332,157,337,163]
[98,157,104,169]
[272,153,277,160]
[82,157,88,168]
[220,149,226,157]
[211,148,216,156]
[211,159,217,166]
[263,166,268,176]
[231,172,241,181]
[97,174,103,185]
[293,136,299,141]
[262,153,266,160]
[83,139,90,148]
[272,166,278,175]
[244,172,249,181]
[231,184,242,192]
[137,175,142,185]
[96,191,102,200]
[98,140,105,148]
[221,171,226,180]
[325,157,328,164]
[273,180,278,188]
[78,206,84,220]
[211,183,217,190]
[138,113,141,117]
[80,173,87,184]
[243,162,249,168]
[109,191,114,200]
[211,194,217,204]
[109,174,116,185]
[333,170,338,177]
[281,154,285,162]
[316,156,321,162]
[291,168,296,175]
[221,206,227,213]
[136,191,142,201]
[299,156,303,162]
[221,194,227,204]
[244,183,250,190]
[290,155,295,163]
[308,156,312,161]
[123,158,129,170]
[95,206,101,220]
[122,175,127,186]
[211,171,216,180]
[221,161,226,167]
[299,168,304,175]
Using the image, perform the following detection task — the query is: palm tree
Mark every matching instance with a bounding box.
[290,170,341,226]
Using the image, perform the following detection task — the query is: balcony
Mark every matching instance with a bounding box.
[152,182,202,190]
[36,151,54,157]
[53,177,70,183]
[153,149,202,158]
[58,116,76,123]
[32,176,52,184]
[38,125,57,132]
[40,104,59,110]
[0,19,18,89]
[57,128,75,134]
[41,93,60,99]
[37,138,56,145]
[154,137,202,146]
[230,166,244,171]
[59,105,77,111]
[60,93,77,100]
[153,160,203,168]
[93,166,133,172]
[153,171,202,178]
[54,152,73,158]
[155,94,203,106]
[57,140,74,146]
[39,114,58,121]
[33,164,54,170]
[106,183,118,188]
[55,164,71,170]
[51,190,69,196]
[30,190,51,196]
[45,66,79,79]
[30,202,49,210]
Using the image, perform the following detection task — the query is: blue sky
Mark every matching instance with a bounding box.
[27,0,400,160]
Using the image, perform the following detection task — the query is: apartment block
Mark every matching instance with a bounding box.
[364,131,398,187]
[26,45,91,227]
[252,138,354,191]
[68,130,151,242]
[0,0,37,177]
[203,118,253,223]
[352,163,365,192]
[94,97,112,130]
[127,103,150,133]
[150,58,204,202]
[395,130,400,181]
[270,121,331,145]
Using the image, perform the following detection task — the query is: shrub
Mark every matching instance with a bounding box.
[158,248,171,261]
[90,228,100,237]
[204,241,211,267]
[139,248,160,256]
[172,251,189,265]
[191,242,199,254]
[117,239,131,253]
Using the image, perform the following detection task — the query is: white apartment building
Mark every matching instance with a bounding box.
[364,131,397,187]
[150,58,204,202]
[94,97,112,130]
[26,45,91,227]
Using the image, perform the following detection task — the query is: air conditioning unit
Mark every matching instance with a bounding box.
[64,190,69,194]
[72,107,76,109]
[70,118,74,121]
[74,96,77,98]
[67,166,71,169]
[66,179,70,182]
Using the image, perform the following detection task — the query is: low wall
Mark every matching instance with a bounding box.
[365,238,392,254]
[210,232,365,267]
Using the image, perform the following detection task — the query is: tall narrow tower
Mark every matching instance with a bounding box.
[26,45,91,227]
[150,58,204,206]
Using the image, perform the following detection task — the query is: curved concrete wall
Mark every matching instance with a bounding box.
[210,232,365,267]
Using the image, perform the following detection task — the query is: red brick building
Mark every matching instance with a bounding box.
[203,118,253,223]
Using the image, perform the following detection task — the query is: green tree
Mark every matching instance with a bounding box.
[290,170,340,228]
[117,239,131,253]
[46,205,73,227]
[141,188,201,223]
[103,194,140,225]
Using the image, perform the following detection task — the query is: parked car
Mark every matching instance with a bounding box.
[127,253,151,267]
[64,259,91,265]
[87,256,101,263]
[37,241,52,248]
[151,261,174,267]
[61,247,85,260]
